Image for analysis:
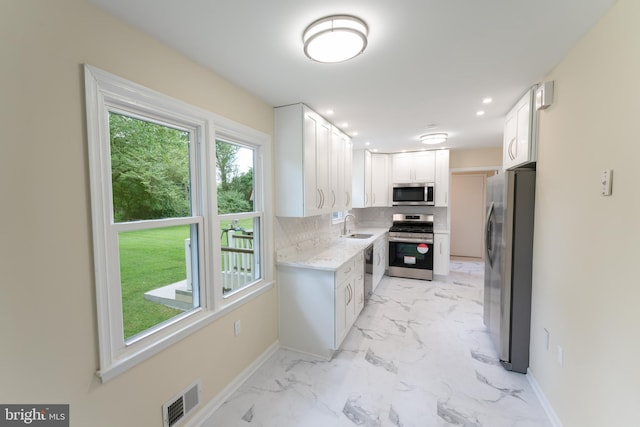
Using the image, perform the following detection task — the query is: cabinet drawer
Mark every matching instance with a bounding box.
[336,257,355,284]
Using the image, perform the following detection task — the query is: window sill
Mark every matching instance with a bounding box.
[96,280,275,383]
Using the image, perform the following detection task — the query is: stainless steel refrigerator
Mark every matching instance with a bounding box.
[483,169,535,374]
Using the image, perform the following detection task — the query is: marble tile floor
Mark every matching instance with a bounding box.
[203,259,552,427]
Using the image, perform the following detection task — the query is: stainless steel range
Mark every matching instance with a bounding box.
[388,214,434,280]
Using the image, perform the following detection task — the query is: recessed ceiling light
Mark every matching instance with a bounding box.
[351,131,359,136]
[341,122,349,128]
[420,133,448,145]
[482,97,493,104]
[364,141,371,146]
[326,109,334,115]
[303,15,368,63]
[476,110,485,116]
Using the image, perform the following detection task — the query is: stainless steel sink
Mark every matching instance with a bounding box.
[345,233,373,239]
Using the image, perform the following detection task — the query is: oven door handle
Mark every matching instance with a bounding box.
[389,236,434,244]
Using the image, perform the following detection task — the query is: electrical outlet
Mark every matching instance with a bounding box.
[601,169,613,196]
[234,320,241,337]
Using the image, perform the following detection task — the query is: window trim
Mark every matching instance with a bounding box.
[332,210,348,224]
[84,65,273,382]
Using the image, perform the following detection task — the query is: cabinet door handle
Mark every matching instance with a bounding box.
[508,137,517,160]
[346,191,350,207]
[331,190,336,208]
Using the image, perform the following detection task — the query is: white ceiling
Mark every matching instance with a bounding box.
[89,0,616,153]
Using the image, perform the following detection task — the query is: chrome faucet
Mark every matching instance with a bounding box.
[343,214,356,236]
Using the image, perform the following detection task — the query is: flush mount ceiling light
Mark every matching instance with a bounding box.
[420,133,448,145]
[303,15,368,63]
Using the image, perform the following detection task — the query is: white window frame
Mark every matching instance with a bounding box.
[84,65,273,382]
[332,210,348,224]
[212,137,266,301]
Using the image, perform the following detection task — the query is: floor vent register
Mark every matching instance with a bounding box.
[163,380,201,427]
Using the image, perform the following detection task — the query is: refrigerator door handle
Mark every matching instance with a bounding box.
[485,202,495,267]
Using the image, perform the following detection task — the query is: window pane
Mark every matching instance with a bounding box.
[216,140,254,214]
[332,211,346,222]
[220,217,261,295]
[119,224,199,341]
[109,112,191,222]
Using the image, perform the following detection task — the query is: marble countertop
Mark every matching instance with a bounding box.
[276,228,388,271]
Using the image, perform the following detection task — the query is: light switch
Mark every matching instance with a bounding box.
[601,169,613,196]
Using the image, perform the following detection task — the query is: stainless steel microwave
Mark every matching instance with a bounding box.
[392,183,435,206]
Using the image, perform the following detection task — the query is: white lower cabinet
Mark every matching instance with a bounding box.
[279,251,364,359]
[372,235,387,291]
[434,232,450,276]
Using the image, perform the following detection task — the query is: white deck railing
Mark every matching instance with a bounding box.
[221,231,255,293]
[183,232,255,295]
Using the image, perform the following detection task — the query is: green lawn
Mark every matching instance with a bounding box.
[118,219,254,340]
[119,225,189,340]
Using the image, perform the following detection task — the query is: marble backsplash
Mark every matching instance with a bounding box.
[275,206,449,259]
[275,213,342,254]
[354,206,449,230]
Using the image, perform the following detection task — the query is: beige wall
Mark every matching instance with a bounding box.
[530,0,640,424]
[0,1,276,426]
[449,147,502,169]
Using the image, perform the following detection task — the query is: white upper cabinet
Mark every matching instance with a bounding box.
[353,150,390,208]
[370,153,389,207]
[352,149,372,208]
[435,149,450,207]
[503,87,538,170]
[331,127,352,211]
[275,103,351,217]
[391,151,435,183]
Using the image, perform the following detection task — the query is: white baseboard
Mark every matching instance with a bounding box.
[527,368,563,427]
[185,341,281,427]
